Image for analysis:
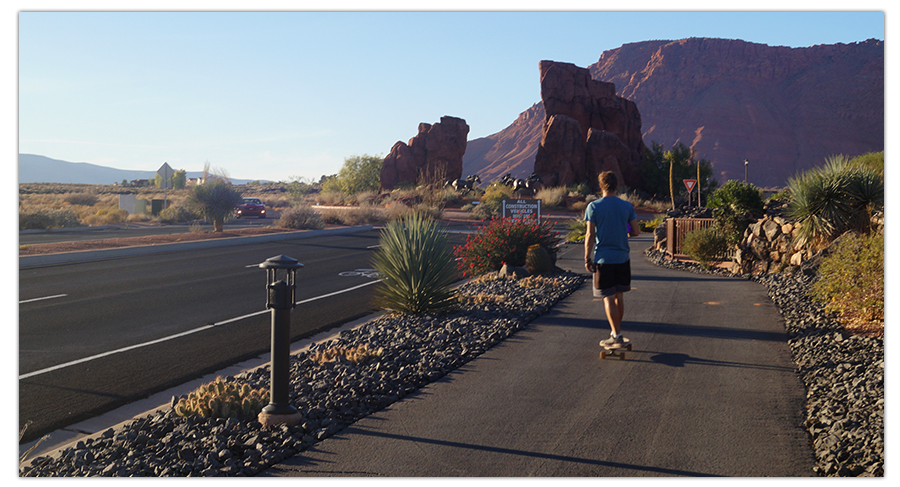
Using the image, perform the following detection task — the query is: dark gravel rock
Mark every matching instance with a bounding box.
[20,272,584,477]
[645,249,884,477]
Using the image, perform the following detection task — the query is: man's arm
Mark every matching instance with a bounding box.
[584,221,597,272]
[628,218,640,237]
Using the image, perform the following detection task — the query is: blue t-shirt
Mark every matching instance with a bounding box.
[584,196,637,264]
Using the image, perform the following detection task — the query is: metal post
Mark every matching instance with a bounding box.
[744,159,749,183]
[258,255,304,426]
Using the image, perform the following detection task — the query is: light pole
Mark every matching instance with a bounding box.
[744,159,749,183]
[258,254,304,427]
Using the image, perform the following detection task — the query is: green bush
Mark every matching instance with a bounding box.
[472,183,514,219]
[810,232,883,333]
[788,155,884,250]
[372,212,459,314]
[565,218,587,242]
[707,180,764,215]
[321,154,383,195]
[277,205,324,230]
[187,178,244,232]
[639,216,665,232]
[682,227,729,269]
[455,217,559,277]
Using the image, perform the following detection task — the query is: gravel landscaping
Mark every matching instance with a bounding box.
[644,250,884,477]
[20,272,584,477]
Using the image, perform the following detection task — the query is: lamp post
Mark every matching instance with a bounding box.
[258,255,304,426]
[744,159,749,183]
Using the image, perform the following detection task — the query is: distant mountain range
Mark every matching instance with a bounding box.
[462,38,884,188]
[18,154,261,185]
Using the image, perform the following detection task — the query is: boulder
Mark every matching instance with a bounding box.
[533,60,646,191]
[381,116,469,190]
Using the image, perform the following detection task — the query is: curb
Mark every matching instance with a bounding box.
[19,225,375,268]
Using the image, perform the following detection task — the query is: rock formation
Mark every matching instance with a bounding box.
[533,60,646,191]
[380,116,469,190]
[463,38,884,189]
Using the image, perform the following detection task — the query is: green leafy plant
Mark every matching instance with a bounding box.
[372,212,459,314]
[471,183,514,219]
[173,376,268,420]
[455,217,559,277]
[809,232,884,335]
[321,154,383,195]
[187,178,244,232]
[788,155,884,250]
[565,218,587,242]
[707,180,765,246]
[681,226,729,269]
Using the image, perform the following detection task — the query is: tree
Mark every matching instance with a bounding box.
[188,177,243,232]
[172,169,187,189]
[321,154,383,195]
[640,142,717,205]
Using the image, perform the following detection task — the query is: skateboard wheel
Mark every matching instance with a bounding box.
[600,351,607,359]
[626,344,632,351]
[619,353,626,360]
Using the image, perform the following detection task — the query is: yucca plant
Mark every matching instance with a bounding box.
[788,155,884,250]
[372,211,458,314]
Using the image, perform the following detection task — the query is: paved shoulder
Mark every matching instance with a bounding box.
[261,235,815,477]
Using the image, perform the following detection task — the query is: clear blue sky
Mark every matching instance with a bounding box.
[17,5,888,183]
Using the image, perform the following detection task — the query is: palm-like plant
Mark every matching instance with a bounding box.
[788,155,884,250]
[188,177,244,232]
[372,212,458,314]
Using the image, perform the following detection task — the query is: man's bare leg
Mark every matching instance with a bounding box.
[603,292,625,336]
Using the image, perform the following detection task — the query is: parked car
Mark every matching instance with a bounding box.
[235,197,266,218]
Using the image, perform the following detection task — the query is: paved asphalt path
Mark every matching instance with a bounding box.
[260,234,816,477]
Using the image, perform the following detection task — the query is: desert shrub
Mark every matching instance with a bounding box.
[81,208,129,226]
[19,208,81,230]
[455,217,559,277]
[321,154,383,195]
[472,183,514,219]
[681,226,729,269]
[372,212,458,314]
[315,190,347,206]
[320,206,385,226]
[277,205,324,230]
[567,182,591,197]
[639,216,665,232]
[63,192,99,206]
[309,344,384,365]
[157,204,199,224]
[565,218,587,243]
[788,155,884,250]
[384,201,442,222]
[187,178,244,232]
[809,231,883,335]
[535,186,567,209]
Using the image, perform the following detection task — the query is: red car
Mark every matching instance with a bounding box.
[235,197,266,219]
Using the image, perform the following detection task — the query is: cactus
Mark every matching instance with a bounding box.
[173,376,268,420]
[525,244,553,275]
[310,343,385,365]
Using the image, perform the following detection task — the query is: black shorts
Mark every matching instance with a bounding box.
[593,260,631,297]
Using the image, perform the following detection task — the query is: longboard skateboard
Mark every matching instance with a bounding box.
[600,341,632,360]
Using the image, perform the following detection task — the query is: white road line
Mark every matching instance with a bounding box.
[18,280,382,380]
[19,294,68,304]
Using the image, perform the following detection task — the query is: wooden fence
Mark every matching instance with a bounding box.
[665,218,716,258]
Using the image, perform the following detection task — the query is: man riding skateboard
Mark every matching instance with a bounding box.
[583,171,641,349]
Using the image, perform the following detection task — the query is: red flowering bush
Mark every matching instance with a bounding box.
[455,217,560,277]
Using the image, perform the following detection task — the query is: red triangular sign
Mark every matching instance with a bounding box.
[683,179,697,193]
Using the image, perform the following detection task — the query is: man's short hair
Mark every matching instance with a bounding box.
[598,171,618,193]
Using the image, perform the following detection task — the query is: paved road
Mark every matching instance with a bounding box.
[261,234,816,477]
[20,228,442,442]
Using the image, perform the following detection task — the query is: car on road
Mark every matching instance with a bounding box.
[234,197,266,219]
